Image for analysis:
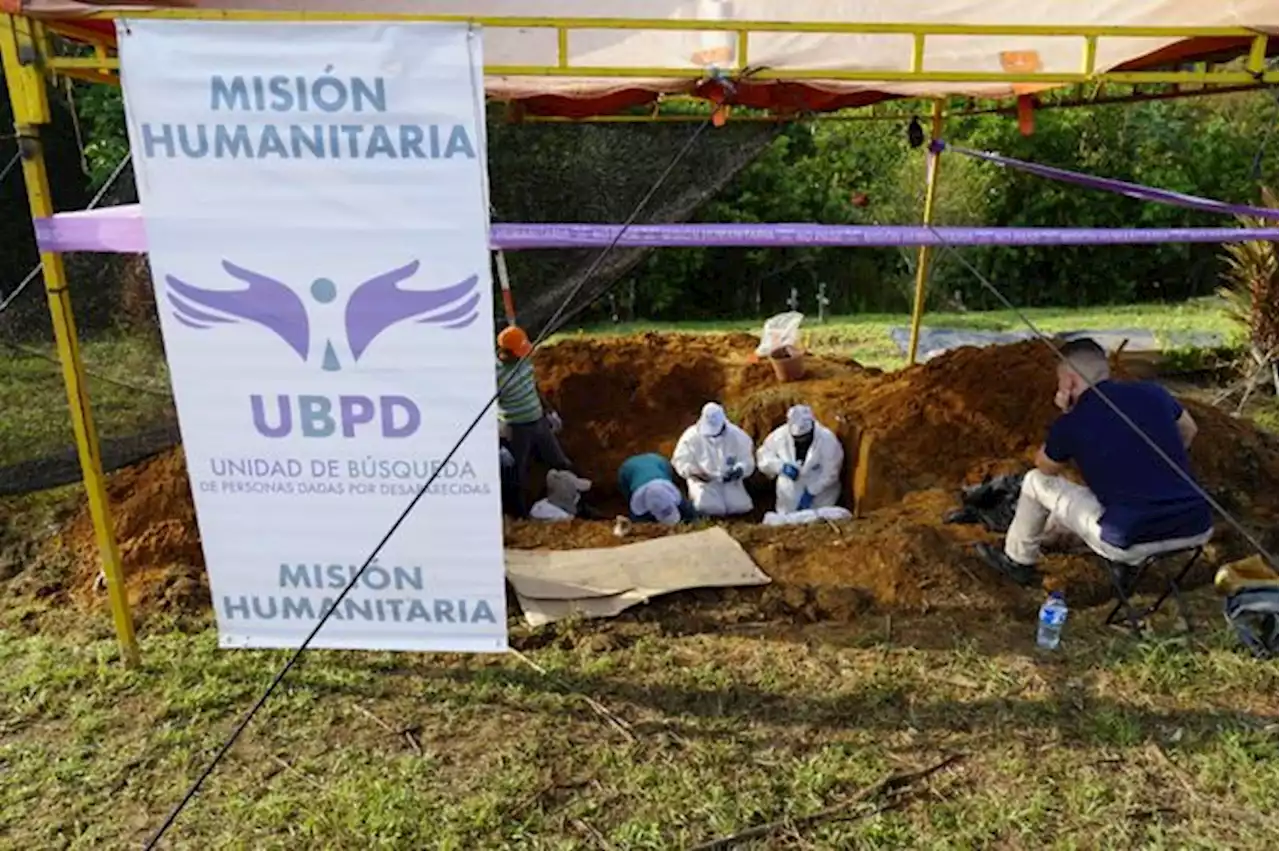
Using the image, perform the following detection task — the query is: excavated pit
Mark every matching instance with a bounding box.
[45,333,1280,624]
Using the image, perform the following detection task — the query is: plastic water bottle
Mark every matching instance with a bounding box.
[1037,592,1068,650]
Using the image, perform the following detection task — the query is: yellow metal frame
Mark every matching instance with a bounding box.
[41,14,1279,87]
[1,13,139,665]
[2,10,1275,663]
[906,101,947,366]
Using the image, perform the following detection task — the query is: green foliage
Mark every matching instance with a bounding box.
[1217,188,1278,360]
[55,84,1280,323]
[940,95,1279,311]
[72,84,128,189]
[626,92,1279,320]
[0,599,1276,849]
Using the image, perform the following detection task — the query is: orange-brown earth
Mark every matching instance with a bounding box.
[49,333,1279,622]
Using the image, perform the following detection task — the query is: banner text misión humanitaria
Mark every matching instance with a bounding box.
[138,74,478,160]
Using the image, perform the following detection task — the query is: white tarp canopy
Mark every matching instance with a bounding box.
[20,1,1280,114]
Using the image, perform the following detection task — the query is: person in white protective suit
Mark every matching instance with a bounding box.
[671,402,755,516]
[757,404,844,514]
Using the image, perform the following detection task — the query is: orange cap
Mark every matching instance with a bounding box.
[497,325,533,358]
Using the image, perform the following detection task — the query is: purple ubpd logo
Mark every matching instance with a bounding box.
[164,260,482,439]
[165,259,480,372]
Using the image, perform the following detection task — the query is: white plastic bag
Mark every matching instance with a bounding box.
[762,507,853,527]
[756,311,805,357]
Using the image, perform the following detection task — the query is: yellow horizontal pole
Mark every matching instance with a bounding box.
[44,56,118,70]
[44,20,113,49]
[43,53,1277,86]
[48,66,117,86]
[63,10,1266,39]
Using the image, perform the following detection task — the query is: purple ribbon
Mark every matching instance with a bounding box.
[31,209,1280,254]
[491,223,1278,248]
[931,139,1279,221]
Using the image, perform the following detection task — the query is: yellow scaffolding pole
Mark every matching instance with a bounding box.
[906,100,946,366]
[55,10,1273,37]
[0,13,140,666]
[38,16,1277,88]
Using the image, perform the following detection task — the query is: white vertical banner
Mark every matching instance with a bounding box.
[118,20,506,651]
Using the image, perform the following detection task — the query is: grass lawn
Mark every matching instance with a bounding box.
[0,299,1269,469]
[562,298,1242,371]
[0,335,173,467]
[0,297,1275,847]
[0,595,1275,849]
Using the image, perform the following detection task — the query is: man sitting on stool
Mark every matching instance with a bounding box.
[977,338,1213,585]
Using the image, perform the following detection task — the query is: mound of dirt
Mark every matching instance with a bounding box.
[63,448,209,615]
[43,333,1280,623]
[536,333,740,493]
[539,335,1277,516]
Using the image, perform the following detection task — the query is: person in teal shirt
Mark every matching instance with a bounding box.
[618,453,697,525]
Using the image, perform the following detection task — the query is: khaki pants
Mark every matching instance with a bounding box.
[1006,470,1211,567]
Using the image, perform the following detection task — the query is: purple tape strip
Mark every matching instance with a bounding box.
[35,206,148,253]
[933,140,1279,221]
[31,207,1279,254]
[493,223,1279,248]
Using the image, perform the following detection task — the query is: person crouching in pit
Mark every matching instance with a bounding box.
[671,402,755,517]
[618,453,697,525]
[757,404,844,514]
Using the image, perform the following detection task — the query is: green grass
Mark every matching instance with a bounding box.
[0,335,173,467]
[562,298,1241,371]
[0,594,1275,849]
[0,299,1274,847]
[0,299,1266,471]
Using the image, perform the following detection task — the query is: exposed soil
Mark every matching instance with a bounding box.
[540,333,1277,516]
[32,333,1280,626]
[62,448,210,616]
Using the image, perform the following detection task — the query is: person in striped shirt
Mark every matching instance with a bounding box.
[496,325,573,517]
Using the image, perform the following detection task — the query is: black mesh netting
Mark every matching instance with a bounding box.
[486,117,781,336]
[0,114,777,493]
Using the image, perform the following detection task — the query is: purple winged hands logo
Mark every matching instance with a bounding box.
[165,260,480,372]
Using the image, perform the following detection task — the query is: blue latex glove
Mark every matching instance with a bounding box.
[781,463,800,481]
[796,490,814,511]
[722,465,745,483]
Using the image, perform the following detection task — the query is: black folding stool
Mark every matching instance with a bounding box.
[1100,544,1206,633]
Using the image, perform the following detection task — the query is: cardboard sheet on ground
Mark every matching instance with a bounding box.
[505,527,770,626]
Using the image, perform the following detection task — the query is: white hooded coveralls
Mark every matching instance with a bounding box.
[671,403,755,516]
[757,406,844,514]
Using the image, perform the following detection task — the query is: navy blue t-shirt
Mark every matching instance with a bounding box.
[1044,380,1212,548]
